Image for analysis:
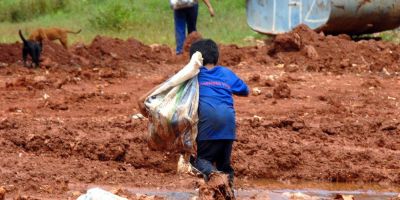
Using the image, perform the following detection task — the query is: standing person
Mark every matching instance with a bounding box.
[171,0,215,55]
[190,39,249,199]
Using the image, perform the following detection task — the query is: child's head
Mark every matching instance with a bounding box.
[189,39,219,66]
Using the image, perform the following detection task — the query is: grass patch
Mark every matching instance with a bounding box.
[0,0,70,22]
[0,0,265,46]
[375,30,400,44]
[89,1,133,31]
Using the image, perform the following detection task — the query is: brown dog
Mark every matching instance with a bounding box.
[29,27,81,49]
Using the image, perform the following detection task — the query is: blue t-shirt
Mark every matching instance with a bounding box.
[197,66,249,141]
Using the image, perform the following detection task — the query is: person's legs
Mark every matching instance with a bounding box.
[215,140,235,197]
[186,3,198,34]
[215,140,234,180]
[196,140,235,199]
[174,9,187,55]
[195,140,218,180]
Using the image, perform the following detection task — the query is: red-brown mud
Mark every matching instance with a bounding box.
[0,26,399,199]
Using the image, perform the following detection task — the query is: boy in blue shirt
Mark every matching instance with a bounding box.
[190,39,249,199]
[138,39,248,199]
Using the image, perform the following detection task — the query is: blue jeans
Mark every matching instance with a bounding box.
[194,140,234,182]
[173,4,198,54]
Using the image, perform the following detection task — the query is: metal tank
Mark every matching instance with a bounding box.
[246,0,400,35]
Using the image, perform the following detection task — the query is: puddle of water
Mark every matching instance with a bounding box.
[125,188,398,200]
[124,180,399,200]
[73,180,400,200]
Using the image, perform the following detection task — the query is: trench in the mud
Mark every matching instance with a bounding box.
[75,181,399,200]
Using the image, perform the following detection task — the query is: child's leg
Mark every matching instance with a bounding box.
[215,140,235,192]
[195,140,218,180]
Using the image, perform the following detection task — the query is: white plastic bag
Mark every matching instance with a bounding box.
[170,0,198,10]
[77,188,127,200]
[145,52,203,152]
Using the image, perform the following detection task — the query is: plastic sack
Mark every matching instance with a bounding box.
[77,188,127,200]
[144,52,203,152]
[170,0,198,10]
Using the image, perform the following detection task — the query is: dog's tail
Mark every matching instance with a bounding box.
[66,29,82,34]
[18,30,28,44]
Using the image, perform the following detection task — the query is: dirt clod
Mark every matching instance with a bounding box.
[273,83,291,99]
[0,187,5,200]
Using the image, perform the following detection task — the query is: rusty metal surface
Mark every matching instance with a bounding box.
[321,0,400,35]
[246,0,400,35]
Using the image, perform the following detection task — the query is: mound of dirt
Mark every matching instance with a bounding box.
[1,26,399,75]
[219,45,272,67]
[183,31,203,53]
[72,36,173,67]
[0,42,21,64]
[268,24,400,73]
[41,40,77,66]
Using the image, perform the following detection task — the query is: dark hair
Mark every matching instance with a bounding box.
[189,39,219,66]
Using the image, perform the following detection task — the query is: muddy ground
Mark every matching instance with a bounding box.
[0,25,399,199]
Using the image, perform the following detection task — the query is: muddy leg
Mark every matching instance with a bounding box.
[215,140,235,199]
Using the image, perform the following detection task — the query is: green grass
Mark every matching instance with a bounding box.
[0,0,265,46]
[375,30,400,44]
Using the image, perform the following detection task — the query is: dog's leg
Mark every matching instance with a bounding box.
[32,47,41,68]
[22,48,28,67]
[32,53,38,68]
[60,37,68,49]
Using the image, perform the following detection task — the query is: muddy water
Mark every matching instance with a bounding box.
[121,180,399,200]
[124,188,397,200]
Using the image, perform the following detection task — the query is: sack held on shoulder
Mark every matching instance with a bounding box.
[144,52,203,153]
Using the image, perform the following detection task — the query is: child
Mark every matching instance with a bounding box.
[138,39,249,199]
[190,39,249,199]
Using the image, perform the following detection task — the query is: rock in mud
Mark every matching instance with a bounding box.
[303,45,319,59]
[198,173,233,200]
[248,73,261,82]
[250,115,263,128]
[292,121,305,131]
[269,32,302,55]
[285,63,300,72]
[252,87,262,96]
[14,195,40,200]
[264,79,275,87]
[0,187,5,200]
[282,192,315,200]
[334,194,355,200]
[273,83,291,99]
[33,75,47,83]
[381,120,399,131]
